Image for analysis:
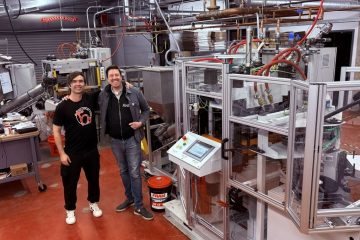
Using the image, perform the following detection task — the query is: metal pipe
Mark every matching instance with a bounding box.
[196,7,271,20]
[86,6,111,44]
[247,0,360,9]
[0,84,45,116]
[124,0,130,16]
[208,0,220,11]
[153,0,181,54]
[256,12,260,39]
[93,6,124,41]
[197,1,360,20]
[302,1,360,9]
[245,26,253,70]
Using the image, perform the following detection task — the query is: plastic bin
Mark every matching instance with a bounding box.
[47,135,64,157]
[147,176,172,212]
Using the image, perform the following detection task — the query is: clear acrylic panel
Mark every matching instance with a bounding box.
[192,172,224,234]
[315,89,360,228]
[230,122,286,204]
[187,93,222,139]
[288,87,310,221]
[229,190,258,240]
[231,79,291,130]
[186,66,222,94]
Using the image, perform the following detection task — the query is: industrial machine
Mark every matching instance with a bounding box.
[41,49,111,111]
[141,66,178,180]
[0,47,111,118]
[161,19,360,240]
[0,62,43,116]
[2,1,360,239]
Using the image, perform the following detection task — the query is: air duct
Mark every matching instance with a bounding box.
[0,84,45,116]
[0,0,94,18]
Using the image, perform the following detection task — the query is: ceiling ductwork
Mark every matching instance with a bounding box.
[0,0,96,18]
[246,0,360,9]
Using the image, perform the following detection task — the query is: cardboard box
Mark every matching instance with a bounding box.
[10,163,28,176]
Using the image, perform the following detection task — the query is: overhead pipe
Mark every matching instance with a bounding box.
[208,0,220,11]
[196,1,360,20]
[195,6,314,20]
[124,0,151,21]
[93,6,124,40]
[197,7,271,20]
[246,0,360,9]
[86,6,112,44]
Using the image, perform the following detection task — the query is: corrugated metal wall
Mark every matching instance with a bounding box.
[0,31,86,82]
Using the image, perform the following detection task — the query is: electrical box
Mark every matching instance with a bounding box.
[6,64,36,98]
[167,132,221,177]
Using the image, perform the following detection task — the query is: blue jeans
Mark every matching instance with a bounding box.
[111,136,143,209]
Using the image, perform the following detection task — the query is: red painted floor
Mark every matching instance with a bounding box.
[0,147,188,240]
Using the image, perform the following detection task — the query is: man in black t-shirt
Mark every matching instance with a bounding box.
[53,72,102,225]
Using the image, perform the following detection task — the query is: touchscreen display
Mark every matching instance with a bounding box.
[186,141,213,160]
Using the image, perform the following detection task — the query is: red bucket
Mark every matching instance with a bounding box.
[147,176,172,212]
[47,135,64,157]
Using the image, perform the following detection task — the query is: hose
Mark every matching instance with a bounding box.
[165,48,179,66]
[192,58,224,63]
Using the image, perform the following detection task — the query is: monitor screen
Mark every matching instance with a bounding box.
[0,71,13,94]
[185,141,214,161]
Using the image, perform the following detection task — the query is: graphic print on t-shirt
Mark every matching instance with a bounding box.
[75,107,92,126]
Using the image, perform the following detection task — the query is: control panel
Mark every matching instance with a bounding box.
[167,132,221,177]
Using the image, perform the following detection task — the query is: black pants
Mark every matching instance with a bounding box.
[61,148,100,210]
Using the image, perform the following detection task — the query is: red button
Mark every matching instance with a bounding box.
[182,135,187,141]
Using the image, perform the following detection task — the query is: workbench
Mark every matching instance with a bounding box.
[0,131,47,191]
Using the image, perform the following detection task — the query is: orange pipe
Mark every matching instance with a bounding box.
[192,58,224,63]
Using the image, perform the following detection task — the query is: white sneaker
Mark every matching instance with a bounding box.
[65,210,76,225]
[89,202,103,217]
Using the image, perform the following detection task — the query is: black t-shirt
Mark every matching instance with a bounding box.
[53,93,98,155]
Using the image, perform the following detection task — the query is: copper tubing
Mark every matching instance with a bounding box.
[197,7,268,20]
[208,0,220,11]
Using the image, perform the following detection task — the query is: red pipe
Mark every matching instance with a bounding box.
[192,58,224,63]
[273,47,302,63]
[254,59,307,93]
[257,59,306,79]
[297,0,324,46]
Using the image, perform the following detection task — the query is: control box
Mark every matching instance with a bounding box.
[167,132,222,177]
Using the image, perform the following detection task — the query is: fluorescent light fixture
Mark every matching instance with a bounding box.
[0,54,12,60]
